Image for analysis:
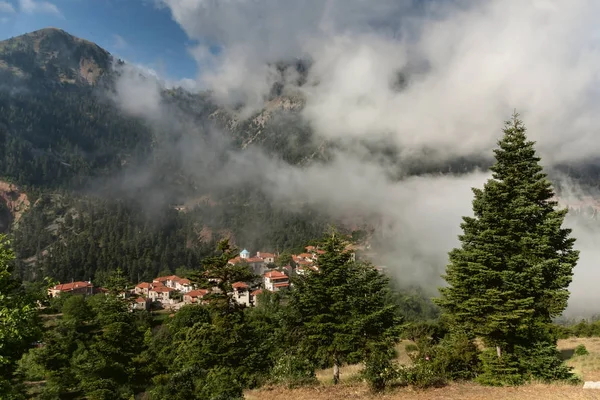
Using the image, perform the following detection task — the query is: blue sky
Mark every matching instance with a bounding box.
[0,0,197,80]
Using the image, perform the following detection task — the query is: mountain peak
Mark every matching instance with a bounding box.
[0,27,112,86]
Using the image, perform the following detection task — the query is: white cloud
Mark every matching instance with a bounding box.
[117,0,600,315]
[0,1,15,13]
[161,0,600,165]
[19,0,62,16]
[112,34,128,50]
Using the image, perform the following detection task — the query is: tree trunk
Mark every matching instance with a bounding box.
[496,345,502,358]
[333,355,340,385]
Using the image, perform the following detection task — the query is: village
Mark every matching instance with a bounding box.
[47,244,367,311]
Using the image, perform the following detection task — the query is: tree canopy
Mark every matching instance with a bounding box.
[436,114,579,385]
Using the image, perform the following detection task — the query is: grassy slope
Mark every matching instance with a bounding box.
[246,338,600,400]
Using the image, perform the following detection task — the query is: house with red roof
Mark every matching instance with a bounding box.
[149,285,176,304]
[133,297,151,311]
[134,282,152,296]
[48,281,95,298]
[231,281,252,307]
[264,270,290,292]
[183,289,209,304]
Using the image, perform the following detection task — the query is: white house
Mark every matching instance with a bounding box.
[149,286,175,304]
[231,282,252,307]
[264,270,290,291]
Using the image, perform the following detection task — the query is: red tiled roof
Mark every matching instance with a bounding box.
[136,282,152,289]
[232,281,249,289]
[151,286,174,293]
[246,257,264,263]
[178,278,191,285]
[52,281,93,291]
[251,289,264,296]
[305,245,316,251]
[136,297,147,303]
[264,270,288,279]
[274,282,290,288]
[153,275,177,283]
[228,256,242,264]
[186,289,208,298]
[258,252,276,258]
[298,253,313,259]
[316,250,326,254]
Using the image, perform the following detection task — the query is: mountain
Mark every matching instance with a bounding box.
[0,28,333,283]
[0,27,112,88]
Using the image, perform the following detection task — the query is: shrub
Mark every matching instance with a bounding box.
[404,343,419,353]
[429,333,481,381]
[397,363,446,389]
[519,342,579,384]
[269,354,317,388]
[362,348,400,392]
[574,344,589,356]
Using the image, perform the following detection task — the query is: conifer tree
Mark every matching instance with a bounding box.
[436,113,579,384]
[289,232,401,385]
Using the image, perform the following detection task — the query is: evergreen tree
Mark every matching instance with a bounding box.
[436,114,579,384]
[289,232,401,385]
[0,235,41,399]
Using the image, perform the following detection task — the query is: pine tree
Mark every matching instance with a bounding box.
[436,113,579,384]
[289,232,401,385]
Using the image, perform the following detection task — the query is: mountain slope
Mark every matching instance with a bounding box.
[0,28,333,282]
[0,27,111,87]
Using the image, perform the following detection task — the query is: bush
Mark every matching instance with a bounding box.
[362,348,400,392]
[519,342,578,384]
[574,344,589,356]
[269,354,317,388]
[397,363,446,389]
[429,333,481,381]
[405,343,419,353]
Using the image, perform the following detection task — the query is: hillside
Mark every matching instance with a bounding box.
[0,28,333,283]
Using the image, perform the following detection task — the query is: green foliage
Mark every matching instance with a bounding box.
[0,235,41,398]
[362,345,400,392]
[269,354,317,389]
[436,114,578,385]
[289,232,402,386]
[574,344,589,356]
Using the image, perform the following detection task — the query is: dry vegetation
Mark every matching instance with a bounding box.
[246,338,600,400]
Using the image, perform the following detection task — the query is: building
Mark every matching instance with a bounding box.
[132,297,151,311]
[256,251,277,264]
[134,282,152,296]
[149,286,175,304]
[231,282,252,307]
[264,270,290,291]
[251,289,264,306]
[240,249,250,259]
[174,278,193,293]
[183,289,209,304]
[48,281,95,298]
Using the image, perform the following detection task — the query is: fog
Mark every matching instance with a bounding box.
[110,0,600,315]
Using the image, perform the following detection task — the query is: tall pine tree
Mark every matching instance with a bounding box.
[289,232,401,385]
[436,113,579,385]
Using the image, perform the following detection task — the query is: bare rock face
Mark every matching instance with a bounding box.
[0,180,29,232]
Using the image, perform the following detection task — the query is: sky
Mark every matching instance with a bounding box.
[0,0,197,80]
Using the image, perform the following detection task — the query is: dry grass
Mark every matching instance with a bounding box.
[246,337,600,400]
[246,382,600,400]
[559,337,600,381]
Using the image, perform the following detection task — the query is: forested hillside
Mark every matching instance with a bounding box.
[0,28,336,283]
